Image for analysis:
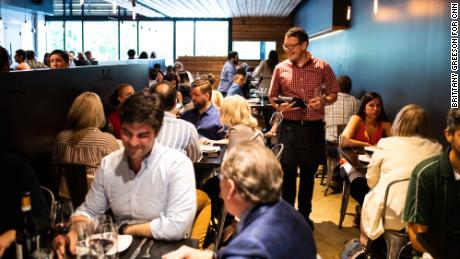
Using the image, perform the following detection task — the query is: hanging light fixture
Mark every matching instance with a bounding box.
[112,1,117,14]
[132,0,136,20]
[346,2,351,21]
[80,0,84,6]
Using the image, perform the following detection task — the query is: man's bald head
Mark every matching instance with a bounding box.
[151,80,177,111]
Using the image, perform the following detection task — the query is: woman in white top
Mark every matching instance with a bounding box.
[253,50,278,92]
[360,104,442,245]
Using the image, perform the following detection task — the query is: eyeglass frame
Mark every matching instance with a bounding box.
[282,41,304,51]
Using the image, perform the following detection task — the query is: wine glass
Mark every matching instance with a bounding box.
[89,215,118,258]
[51,199,74,235]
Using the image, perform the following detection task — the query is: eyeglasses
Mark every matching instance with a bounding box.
[282,42,302,51]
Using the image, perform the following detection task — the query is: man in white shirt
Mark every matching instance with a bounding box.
[64,93,196,255]
[324,75,360,143]
[152,81,201,162]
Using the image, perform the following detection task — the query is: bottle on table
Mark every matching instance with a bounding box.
[16,191,38,259]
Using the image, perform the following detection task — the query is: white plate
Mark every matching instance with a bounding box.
[117,234,133,253]
[200,144,220,153]
[364,146,378,154]
[358,154,371,164]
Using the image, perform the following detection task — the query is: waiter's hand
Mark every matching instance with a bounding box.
[308,96,325,110]
[277,102,300,113]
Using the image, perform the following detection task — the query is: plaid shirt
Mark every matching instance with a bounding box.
[269,52,339,121]
[325,92,360,142]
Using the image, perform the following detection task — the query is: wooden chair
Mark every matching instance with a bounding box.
[56,164,88,208]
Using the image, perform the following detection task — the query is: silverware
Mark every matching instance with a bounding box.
[142,240,154,258]
[129,237,147,259]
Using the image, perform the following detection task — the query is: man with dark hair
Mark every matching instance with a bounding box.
[25,50,48,69]
[227,73,246,97]
[325,75,359,143]
[13,49,30,70]
[127,49,136,59]
[153,81,201,162]
[62,93,196,255]
[0,46,11,72]
[84,50,98,65]
[163,142,316,259]
[403,108,460,258]
[268,26,339,228]
[217,51,239,96]
[181,79,225,140]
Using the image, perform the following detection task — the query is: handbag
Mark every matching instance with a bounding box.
[340,239,368,259]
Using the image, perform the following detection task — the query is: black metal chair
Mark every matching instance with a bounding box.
[381,178,411,259]
[56,164,88,208]
[270,143,284,161]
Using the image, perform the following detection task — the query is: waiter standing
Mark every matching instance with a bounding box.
[268,26,338,228]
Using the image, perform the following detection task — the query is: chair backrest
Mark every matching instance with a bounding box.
[271,143,284,160]
[40,186,55,215]
[381,178,409,225]
[56,164,88,208]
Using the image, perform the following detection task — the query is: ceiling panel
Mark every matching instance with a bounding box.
[53,0,303,18]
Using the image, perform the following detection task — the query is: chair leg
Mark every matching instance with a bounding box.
[324,157,337,196]
[338,179,351,229]
[383,232,409,259]
[214,206,228,252]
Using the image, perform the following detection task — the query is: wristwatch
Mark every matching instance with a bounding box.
[118,223,129,234]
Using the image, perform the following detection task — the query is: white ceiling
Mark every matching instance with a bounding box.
[55,0,304,18]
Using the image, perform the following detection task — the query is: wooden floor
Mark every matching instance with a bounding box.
[309,177,359,259]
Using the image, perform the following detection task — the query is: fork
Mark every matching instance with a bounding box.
[142,240,154,258]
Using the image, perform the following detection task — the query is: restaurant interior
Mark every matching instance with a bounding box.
[0,0,455,258]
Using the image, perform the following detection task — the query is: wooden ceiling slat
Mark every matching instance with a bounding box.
[79,0,302,18]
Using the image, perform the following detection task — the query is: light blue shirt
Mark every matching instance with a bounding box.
[217,60,236,93]
[74,143,197,240]
[227,82,245,97]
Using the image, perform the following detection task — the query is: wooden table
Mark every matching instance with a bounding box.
[119,237,198,259]
[337,147,368,170]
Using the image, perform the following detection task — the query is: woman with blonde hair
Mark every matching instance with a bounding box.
[359,104,442,246]
[53,92,120,197]
[220,95,264,151]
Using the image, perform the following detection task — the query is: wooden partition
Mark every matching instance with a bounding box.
[176,56,226,82]
[233,17,293,61]
[0,64,148,187]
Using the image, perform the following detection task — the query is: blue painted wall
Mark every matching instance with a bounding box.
[294,0,451,143]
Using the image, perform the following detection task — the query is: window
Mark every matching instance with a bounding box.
[46,21,64,52]
[120,21,137,60]
[139,21,174,65]
[233,41,277,60]
[176,21,194,58]
[195,21,228,56]
[65,21,82,53]
[84,21,118,61]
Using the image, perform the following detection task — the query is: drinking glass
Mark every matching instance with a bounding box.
[89,215,118,258]
[73,221,91,258]
[51,199,74,235]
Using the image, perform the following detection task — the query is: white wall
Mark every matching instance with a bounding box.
[0,7,46,60]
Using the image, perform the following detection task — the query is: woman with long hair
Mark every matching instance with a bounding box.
[253,50,279,92]
[107,83,135,139]
[53,92,119,197]
[340,92,392,148]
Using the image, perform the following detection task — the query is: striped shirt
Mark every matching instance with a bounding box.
[53,127,120,197]
[325,92,360,142]
[157,112,201,162]
[269,52,339,121]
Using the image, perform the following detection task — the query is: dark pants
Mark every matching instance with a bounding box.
[278,119,325,220]
[350,177,369,206]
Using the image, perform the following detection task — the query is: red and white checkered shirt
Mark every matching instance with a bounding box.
[269,52,339,121]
